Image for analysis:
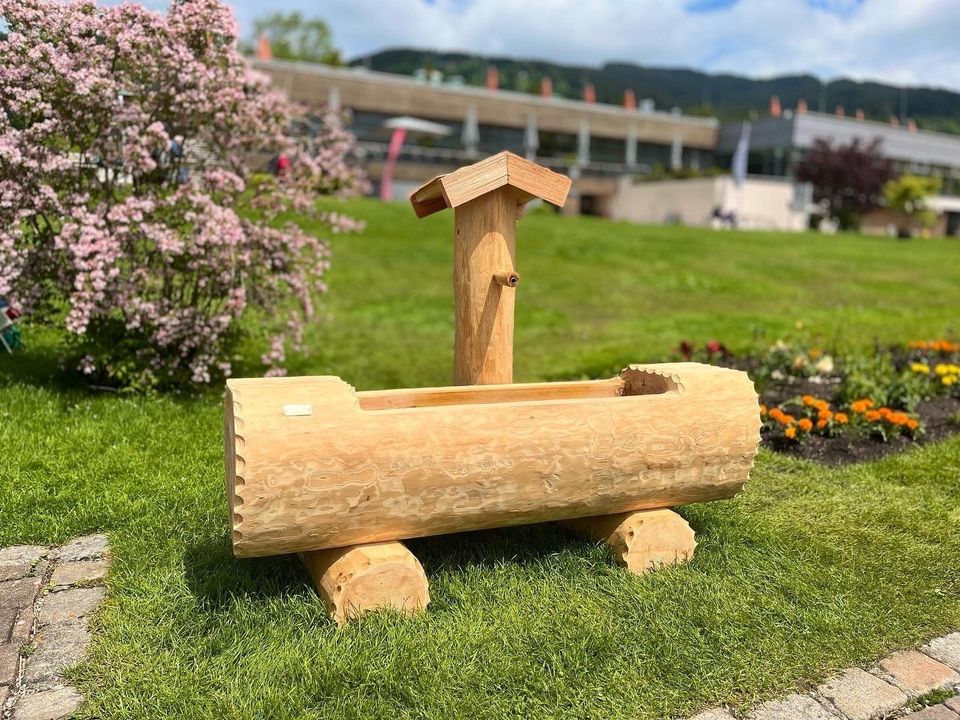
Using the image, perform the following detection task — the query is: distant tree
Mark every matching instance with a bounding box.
[882,174,942,237]
[252,12,342,65]
[794,138,894,230]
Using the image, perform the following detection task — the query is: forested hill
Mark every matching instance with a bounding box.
[350,48,960,135]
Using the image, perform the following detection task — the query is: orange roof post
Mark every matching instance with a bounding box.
[583,82,596,104]
[623,89,637,110]
[486,65,499,91]
[769,95,781,117]
[256,33,272,61]
[409,152,571,385]
[541,76,553,98]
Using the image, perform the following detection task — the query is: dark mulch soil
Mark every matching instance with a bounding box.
[756,374,960,466]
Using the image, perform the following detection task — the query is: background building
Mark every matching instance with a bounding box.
[717,110,960,235]
[253,59,716,215]
[255,57,960,235]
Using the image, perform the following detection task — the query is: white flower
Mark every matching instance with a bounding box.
[815,355,835,375]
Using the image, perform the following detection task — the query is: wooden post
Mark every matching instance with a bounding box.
[410,151,572,386]
[453,186,520,385]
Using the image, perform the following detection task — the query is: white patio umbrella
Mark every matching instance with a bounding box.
[383,116,452,136]
[380,116,452,201]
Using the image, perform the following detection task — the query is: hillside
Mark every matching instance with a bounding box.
[351,48,960,135]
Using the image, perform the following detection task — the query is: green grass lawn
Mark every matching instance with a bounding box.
[2,201,960,719]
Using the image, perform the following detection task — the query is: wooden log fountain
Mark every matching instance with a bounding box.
[224,151,760,622]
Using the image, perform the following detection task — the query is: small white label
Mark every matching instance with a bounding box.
[282,404,313,417]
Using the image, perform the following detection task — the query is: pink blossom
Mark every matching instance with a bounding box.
[0,0,366,389]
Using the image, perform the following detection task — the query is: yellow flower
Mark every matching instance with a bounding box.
[910,362,930,374]
[943,375,958,386]
[935,364,950,376]
[784,426,797,439]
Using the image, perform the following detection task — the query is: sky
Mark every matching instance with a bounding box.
[174,0,960,91]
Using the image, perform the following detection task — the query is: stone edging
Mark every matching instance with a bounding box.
[692,634,960,720]
[0,535,110,720]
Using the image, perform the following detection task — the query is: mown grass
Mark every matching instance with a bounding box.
[1,200,960,719]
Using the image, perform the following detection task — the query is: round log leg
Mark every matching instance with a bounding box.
[301,541,430,625]
[559,509,697,575]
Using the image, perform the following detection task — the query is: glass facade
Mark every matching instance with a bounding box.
[343,110,710,175]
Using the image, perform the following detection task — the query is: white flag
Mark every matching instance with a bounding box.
[732,121,751,187]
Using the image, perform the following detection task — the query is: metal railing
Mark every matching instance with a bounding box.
[355,141,647,177]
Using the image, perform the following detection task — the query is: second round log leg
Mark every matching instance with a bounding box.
[302,541,430,625]
[558,509,697,575]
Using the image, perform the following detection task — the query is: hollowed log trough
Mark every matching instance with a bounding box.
[225,363,760,559]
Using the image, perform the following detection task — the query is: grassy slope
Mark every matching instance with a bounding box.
[1,201,960,719]
[271,200,960,390]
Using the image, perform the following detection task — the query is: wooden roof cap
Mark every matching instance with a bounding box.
[410,151,572,218]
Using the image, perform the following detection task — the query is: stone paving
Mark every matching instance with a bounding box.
[0,535,109,720]
[690,632,960,720]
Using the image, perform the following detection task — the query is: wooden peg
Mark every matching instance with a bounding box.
[493,271,520,287]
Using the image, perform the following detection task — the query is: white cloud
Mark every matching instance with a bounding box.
[197,0,960,92]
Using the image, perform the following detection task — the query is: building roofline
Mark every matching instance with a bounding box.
[728,110,960,145]
[251,58,719,130]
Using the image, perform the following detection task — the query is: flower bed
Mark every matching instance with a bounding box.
[679,337,960,465]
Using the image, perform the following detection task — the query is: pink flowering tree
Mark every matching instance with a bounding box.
[0,0,367,389]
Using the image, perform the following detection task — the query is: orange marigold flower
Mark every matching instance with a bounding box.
[818,409,833,421]
[802,395,816,407]
[877,407,893,419]
[784,426,797,439]
[906,418,919,430]
[816,418,829,429]
[798,418,813,431]
[769,407,784,420]
[815,399,830,411]
[781,414,796,424]
[889,412,909,426]
[850,399,874,413]
[835,412,849,424]
[865,410,882,422]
